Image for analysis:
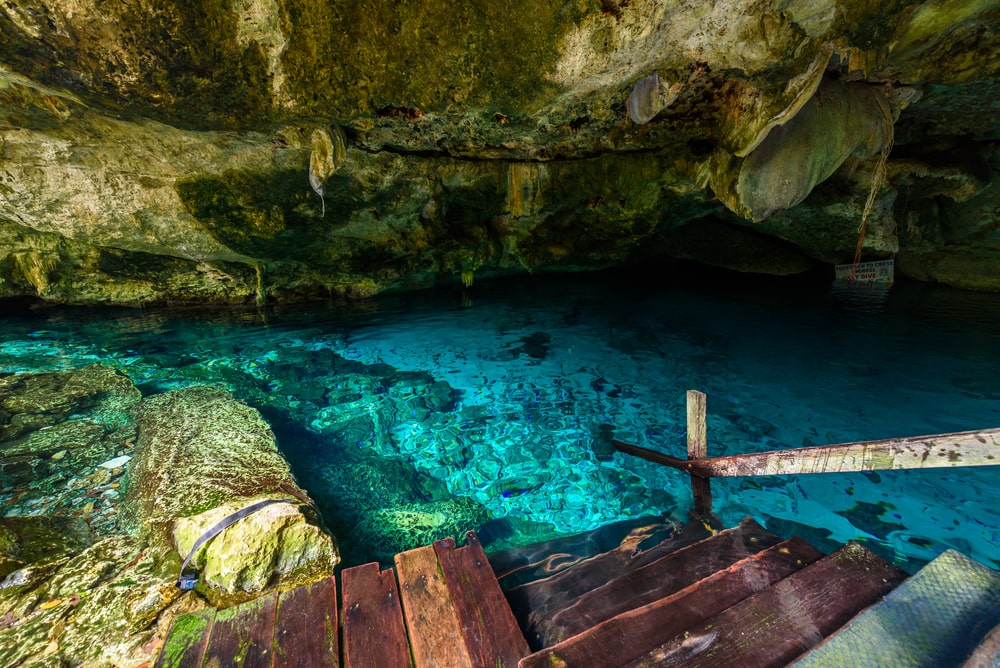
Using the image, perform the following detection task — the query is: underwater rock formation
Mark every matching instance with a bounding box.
[350,497,491,563]
[0,0,998,299]
[0,365,139,442]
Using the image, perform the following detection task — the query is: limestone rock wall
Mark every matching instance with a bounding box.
[1,0,998,302]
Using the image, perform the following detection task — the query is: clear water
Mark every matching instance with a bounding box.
[2,267,999,572]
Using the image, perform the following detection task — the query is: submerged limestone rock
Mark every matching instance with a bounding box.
[350,496,490,564]
[0,365,140,441]
[122,386,339,602]
[0,516,94,579]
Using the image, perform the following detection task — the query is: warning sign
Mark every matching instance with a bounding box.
[834,259,894,285]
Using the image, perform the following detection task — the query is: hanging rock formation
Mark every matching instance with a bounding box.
[0,0,998,301]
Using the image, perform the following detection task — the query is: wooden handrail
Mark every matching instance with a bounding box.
[613,427,1000,478]
[613,390,1000,520]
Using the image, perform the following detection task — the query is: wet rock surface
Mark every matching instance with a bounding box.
[0,366,340,665]
[0,0,998,302]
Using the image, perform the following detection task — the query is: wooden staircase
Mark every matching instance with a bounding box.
[490,516,1000,668]
[157,516,1000,667]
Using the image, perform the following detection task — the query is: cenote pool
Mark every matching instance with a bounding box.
[2,267,1000,572]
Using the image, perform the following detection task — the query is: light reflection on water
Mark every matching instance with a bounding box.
[2,268,999,570]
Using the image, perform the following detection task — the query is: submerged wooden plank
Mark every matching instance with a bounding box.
[616,428,1000,477]
[155,609,215,668]
[202,592,278,668]
[395,545,472,668]
[341,562,410,668]
[520,537,824,668]
[273,577,339,668]
[489,516,679,590]
[623,542,907,668]
[436,532,529,668]
[529,518,782,647]
[505,520,713,636]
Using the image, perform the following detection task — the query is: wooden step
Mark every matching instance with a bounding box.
[963,622,1000,667]
[489,515,679,589]
[792,549,1000,667]
[341,562,410,668]
[622,541,907,668]
[434,531,530,668]
[504,518,715,636]
[155,609,215,668]
[156,578,339,668]
[526,517,783,647]
[396,543,473,667]
[273,577,339,668]
[519,536,824,668]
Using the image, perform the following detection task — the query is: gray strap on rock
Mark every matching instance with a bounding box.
[176,498,296,590]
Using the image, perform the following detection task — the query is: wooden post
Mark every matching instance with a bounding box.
[686,390,713,517]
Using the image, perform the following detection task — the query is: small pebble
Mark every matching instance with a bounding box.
[51,450,68,461]
[98,455,131,470]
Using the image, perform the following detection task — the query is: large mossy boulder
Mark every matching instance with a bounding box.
[121,386,338,602]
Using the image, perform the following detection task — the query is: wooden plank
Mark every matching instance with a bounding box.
[505,520,713,637]
[202,592,278,668]
[528,518,783,646]
[616,427,1000,477]
[155,609,215,668]
[489,516,678,590]
[341,562,410,668]
[395,545,473,668]
[622,542,907,668]
[520,537,824,668]
[795,548,1000,667]
[436,532,530,668]
[273,577,339,668]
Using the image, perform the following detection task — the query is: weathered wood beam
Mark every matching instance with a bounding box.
[614,428,1000,477]
[685,390,714,516]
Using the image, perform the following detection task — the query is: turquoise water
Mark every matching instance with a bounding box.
[2,267,999,572]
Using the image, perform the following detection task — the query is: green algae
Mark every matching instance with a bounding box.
[157,611,213,668]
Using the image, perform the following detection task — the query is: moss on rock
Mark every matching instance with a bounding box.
[0,535,182,668]
[172,496,337,601]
